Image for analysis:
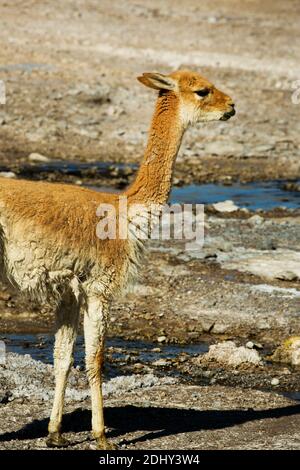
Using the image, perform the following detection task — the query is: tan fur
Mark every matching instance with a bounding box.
[0,70,234,448]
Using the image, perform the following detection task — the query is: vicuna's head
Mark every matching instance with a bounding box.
[138,69,235,127]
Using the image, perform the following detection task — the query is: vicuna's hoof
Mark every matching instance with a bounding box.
[46,432,70,448]
[97,436,117,450]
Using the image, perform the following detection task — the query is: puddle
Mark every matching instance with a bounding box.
[90,179,300,210]
[0,161,137,179]
[170,181,300,210]
[1,160,299,209]
[283,391,300,401]
[2,334,299,400]
[0,334,208,378]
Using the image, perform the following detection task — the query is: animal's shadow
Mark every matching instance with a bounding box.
[1,404,300,446]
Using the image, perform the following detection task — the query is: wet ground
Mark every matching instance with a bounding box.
[0,0,300,451]
[3,159,300,209]
[0,176,299,449]
[2,332,300,398]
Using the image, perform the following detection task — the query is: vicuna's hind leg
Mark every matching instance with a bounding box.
[84,296,115,450]
[46,289,80,448]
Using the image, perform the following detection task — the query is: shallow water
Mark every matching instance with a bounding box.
[283,391,300,401]
[170,181,300,210]
[2,160,299,210]
[0,161,137,178]
[1,334,208,378]
[2,334,300,401]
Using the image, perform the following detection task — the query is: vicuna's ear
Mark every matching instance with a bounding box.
[137,72,176,91]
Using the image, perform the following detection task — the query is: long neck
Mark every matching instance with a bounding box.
[125,92,185,205]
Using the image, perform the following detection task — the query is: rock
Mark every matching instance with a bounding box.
[200,341,262,367]
[221,249,300,281]
[212,200,239,213]
[276,271,298,281]
[0,391,10,404]
[246,341,263,350]
[157,335,167,343]
[0,341,5,366]
[211,323,229,334]
[248,215,264,226]
[283,182,300,192]
[271,378,280,386]
[0,171,16,178]
[152,359,168,367]
[1,352,176,402]
[28,153,50,163]
[0,291,11,301]
[271,336,300,366]
[207,16,218,24]
[200,321,215,333]
[254,144,274,153]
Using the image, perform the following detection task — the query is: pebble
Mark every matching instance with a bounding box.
[157,335,167,343]
[0,391,10,404]
[254,144,274,153]
[134,362,144,370]
[0,171,16,178]
[0,291,11,301]
[246,341,263,350]
[152,359,168,367]
[212,200,239,213]
[28,152,50,163]
[271,378,280,386]
[271,336,300,366]
[248,214,264,226]
[202,370,212,378]
[276,271,298,281]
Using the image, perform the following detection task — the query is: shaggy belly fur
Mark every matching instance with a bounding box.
[0,219,140,307]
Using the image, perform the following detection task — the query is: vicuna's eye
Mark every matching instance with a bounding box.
[195,89,210,97]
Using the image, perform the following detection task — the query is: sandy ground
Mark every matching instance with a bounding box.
[0,0,300,451]
[1,354,300,450]
[2,385,300,450]
[0,0,300,182]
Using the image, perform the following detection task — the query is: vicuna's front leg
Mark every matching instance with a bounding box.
[84,296,115,450]
[47,290,80,448]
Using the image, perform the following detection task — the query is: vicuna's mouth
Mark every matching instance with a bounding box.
[220,108,236,121]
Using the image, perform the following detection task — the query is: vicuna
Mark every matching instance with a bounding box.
[0,70,235,448]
